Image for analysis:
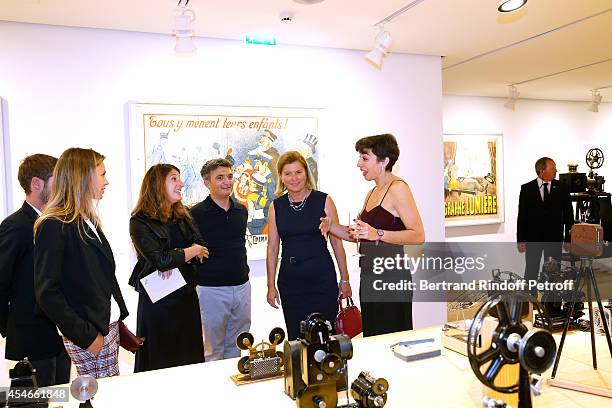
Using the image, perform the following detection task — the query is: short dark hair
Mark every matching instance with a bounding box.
[17,154,57,194]
[355,134,399,171]
[535,157,553,176]
[200,158,233,180]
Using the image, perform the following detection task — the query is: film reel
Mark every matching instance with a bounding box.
[269,327,286,345]
[70,375,98,402]
[467,293,557,394]
[236,332,255,350]
[586,148,604,170]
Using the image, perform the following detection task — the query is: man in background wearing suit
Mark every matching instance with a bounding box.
[0,154,70,386]
[517,157,574,293]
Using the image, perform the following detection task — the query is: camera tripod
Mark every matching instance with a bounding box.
[551,256,612,377]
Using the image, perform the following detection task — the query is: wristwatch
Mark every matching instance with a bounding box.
[376,229,385,242]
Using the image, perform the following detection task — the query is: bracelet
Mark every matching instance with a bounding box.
[339,279,350,285]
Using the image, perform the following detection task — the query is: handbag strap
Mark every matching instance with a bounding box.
[338,296,355,311]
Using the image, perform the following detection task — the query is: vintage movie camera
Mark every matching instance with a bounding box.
[560,148,606,193]
[534,258,585,330]
[284,313,354,408]
[561,149,612,241]
[349,371,389,408]
[235,327,285,381]
[0,359,48,408]
[468,293,557,408]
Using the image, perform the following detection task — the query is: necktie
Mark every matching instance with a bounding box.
[543,182,550,202]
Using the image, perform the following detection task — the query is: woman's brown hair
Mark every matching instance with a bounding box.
[132,164,191,222]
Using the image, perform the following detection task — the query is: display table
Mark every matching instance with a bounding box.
[49,326,611,408]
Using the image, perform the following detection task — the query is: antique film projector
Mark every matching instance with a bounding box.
[235,327,286,381]
[1,358,48,408]
[560,148,612,238]
[442,269,521,355]
[560,148,606,194]
[534,258,585,331]
[468,293,557,408]
[284,313,389,408]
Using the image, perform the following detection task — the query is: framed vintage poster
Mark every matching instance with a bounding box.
[443,133,504,227]
[127,102,321,259]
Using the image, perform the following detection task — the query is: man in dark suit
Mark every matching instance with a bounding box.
[0,154,70,386]
[517,157,574,293]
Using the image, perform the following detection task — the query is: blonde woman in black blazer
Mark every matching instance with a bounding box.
[34,148,128,379]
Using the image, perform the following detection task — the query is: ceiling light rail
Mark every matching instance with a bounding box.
[510,57,612,86]
[373,0,427,27]
[444,7,612,71]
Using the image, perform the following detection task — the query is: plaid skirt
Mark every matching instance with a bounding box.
[62,321,120,379]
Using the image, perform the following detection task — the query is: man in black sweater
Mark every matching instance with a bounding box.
[191,158,250,361]
[0,154,71,386]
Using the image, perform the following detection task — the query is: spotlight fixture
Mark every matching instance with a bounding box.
[498,0,528,13]
[174,0,197,56]
[365,29,393,69]
[504,85,520,110]
[293,0,325,4]
[587,90,603,112]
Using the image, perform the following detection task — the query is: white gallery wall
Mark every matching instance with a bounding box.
[443,95,612,242]
[0,18,445,374]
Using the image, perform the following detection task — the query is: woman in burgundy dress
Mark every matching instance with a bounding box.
[322,134,425,336]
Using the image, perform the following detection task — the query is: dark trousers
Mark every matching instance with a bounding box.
[28,348,71,386]
[360,301,413,337]
[524,242,562,295]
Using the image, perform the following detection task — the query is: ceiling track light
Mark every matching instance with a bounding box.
[293,0,326,4]
[498,0,528,13]
[365,0,426,70]
[365,27,393,69]
[174,0,197,56]
[587,90,603,113]
[504,85,520,110]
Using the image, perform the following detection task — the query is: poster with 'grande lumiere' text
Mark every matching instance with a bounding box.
[443,134,504,227]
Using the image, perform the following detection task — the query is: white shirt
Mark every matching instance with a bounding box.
[537,177,552,201]
[85,219,121,324]
[26,201,42,216]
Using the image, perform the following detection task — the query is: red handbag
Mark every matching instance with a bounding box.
[335,296,363,338]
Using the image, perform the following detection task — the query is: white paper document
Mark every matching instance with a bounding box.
[139,268,186,303]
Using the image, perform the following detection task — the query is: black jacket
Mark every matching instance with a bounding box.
[517,178,574,243]
[34,217,129,350]
[128,213,205,292]
[0,202,64,360]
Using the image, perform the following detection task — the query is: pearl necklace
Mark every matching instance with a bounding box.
[288,191,310,212]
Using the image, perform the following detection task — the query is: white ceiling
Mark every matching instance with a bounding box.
[2,0,611,101]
